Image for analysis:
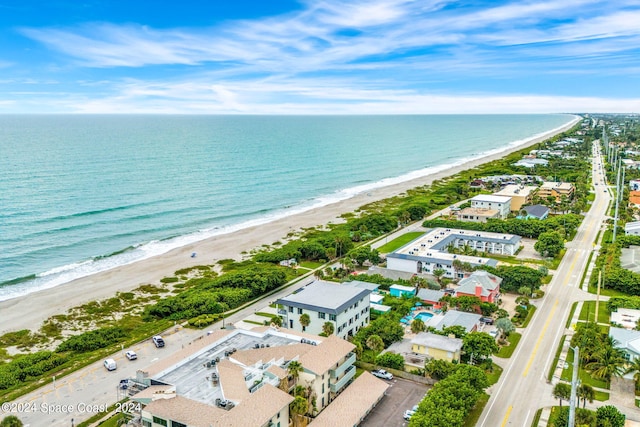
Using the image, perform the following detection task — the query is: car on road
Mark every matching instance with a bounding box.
[103,358,117,371]
[403,409,415,420]
[125,350,137,360]
[152,335,165,348]
[480,317,494,325]
[489,330,499,338]
[371,369,393,380]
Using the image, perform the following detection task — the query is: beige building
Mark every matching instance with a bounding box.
[133,327,387,427]
[538,181,575,201]
[494,184,538,211]
[456,207,500,223]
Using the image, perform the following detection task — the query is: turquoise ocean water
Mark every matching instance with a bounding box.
[0,114,575,301]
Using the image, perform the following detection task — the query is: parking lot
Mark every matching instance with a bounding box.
[360,377,429,427]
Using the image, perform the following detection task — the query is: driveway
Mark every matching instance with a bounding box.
[359,377,429,427]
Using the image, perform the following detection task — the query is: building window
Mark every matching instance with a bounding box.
[171,421,187,427]
[322,397,325,407]
[342,322,347,329]
[142,421,152,427]
[298,308,303,314]
[355,313,359,320]
[349,318,353,325]
[288,306,294,313]
[337,326,342,333]
[289,319,293,328]
[318,312,325,319]
[329,314,336,321]
[152,417,168,427]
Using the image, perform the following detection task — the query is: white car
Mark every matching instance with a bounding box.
[103,358,117,371]
[125,350,137,360]
[371,369,393,380]
[403,409,415,420]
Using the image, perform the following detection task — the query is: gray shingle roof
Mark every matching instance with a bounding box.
[433,310,481,332]
[456,270,501,297]
[523,204,549,219]
[417,288,445,302]
[411,332,463,352]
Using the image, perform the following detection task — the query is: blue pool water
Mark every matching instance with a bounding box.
[414,312,434,323]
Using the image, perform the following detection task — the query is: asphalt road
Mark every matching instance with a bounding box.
[478,141,610,426]
[360,378,428,427]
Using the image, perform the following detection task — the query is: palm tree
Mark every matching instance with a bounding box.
[585,343,626,382]
[552,383,571,407]
[334,235,347,258]
[366,334,384,354]
[0,416,24,427]
[624,356,640,384]
[290,395,308,427]
[577,384,595,409]
[322,321,335,336]
[410,275,428,295]
[411,318,426,334]
[287,361,303,387]
[299,313,310,332]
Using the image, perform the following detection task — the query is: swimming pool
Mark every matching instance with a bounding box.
[414,312,433,323]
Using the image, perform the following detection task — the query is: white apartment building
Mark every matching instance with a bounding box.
[470,194,512,219]
[276,280,371,339]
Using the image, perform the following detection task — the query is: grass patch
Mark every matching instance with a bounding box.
[578,300,610,324]
[594,390,610,401]
[255,312,276,318]
[496,332,521,358]
[521,305,537,328]
[486,363,503,386]
[463,392,489,427]
[531,408,542,427]
[299,260,325,269]
[566,302,578,328]
[548,335,566,382]
[243,320,265,326]
[587,283,630,297]
[377,232,425,253]
[579,251,594,288]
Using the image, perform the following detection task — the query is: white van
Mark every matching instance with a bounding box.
[104,358,117,371]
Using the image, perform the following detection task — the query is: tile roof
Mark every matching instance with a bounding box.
[143,395,225,426]
[298,334,355,375]
[310,372,388,427]
[221,384,293,427]
[217,359,251,402]
[456,270,501,297]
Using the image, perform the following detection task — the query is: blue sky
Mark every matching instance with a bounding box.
[1,0,639,114]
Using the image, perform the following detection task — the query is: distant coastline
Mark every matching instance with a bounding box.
[0,114,578,302]
[0,114,580,334]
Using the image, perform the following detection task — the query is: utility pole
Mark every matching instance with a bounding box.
[568,346,580,427]
[613,161,621,243]
[595,270,601,322]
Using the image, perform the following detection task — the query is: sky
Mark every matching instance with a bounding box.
[1,0,639,114]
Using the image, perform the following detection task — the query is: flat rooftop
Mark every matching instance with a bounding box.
[494,184,537,197]
[394,228,521,257]
[153,329,307,406]
[471,194,512,203]
[276,280,370,314]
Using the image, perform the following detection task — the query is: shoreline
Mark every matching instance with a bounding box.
[0,116,580,334]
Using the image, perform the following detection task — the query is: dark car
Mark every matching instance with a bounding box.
[480,317,494,325]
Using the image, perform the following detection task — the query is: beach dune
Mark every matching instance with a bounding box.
[0,117,580,334]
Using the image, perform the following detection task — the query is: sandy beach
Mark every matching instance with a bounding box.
[0,116,580,334]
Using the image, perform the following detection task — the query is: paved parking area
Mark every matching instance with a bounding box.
[360,377,429,427]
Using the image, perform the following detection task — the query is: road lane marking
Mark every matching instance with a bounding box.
[501,405,513,427]
[523,299,559,377]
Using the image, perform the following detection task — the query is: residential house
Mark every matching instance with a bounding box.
[276,280,371,339]
[494,184,538,211]
[416,289,446,310]
[518,204,550,220]
[389,284,416,298]
[470,194,512,219]
[625,221,640,236]
[432,310,482,333]
[629,180,640,191]
[609,327,640,363]
[630,192,640,208]
[610,308,640,330]
[513,158,549,168]
[410,332,463,363]
[455,270,502,303]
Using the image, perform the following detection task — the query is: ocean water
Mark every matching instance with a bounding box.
[0,114,575,301]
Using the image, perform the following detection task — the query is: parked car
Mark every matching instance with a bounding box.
[371,369,393,380]
[152,335,165,348]
[489,330,499,338]
[125,350,137,360]
[119,379,129,390]
[480,317,494,325]
[403,409,415,420]
[103,358,117,371]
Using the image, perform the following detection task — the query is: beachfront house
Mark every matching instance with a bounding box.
[470,194,511,219]
[456,207,500,223]
[454,270,502,303]
[538,181,575,201]
[276,280,371,339]
[416,289,446,310]
[410,332,463,363]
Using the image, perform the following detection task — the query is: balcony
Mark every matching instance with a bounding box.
[329,352,356,378]
[330,365,355,393]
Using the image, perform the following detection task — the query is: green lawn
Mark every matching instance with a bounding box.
[495,332,521,358]
[578,300,610,324]
[255,311,276,318]
[377,232,425,253]
[566,302,578,328]
[587,283,630,298]
[486,363,503,386]
[299,260,325,269]
[521,305,537,328]
[594,390,610,401]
